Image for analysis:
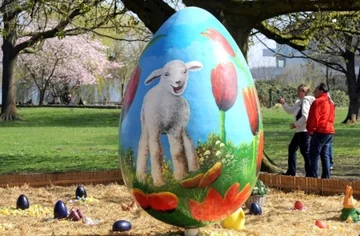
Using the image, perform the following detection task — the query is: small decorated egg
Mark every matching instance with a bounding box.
[54,200,68,219]
[16,194,30,210]
[112,220,132,232]
[315,219,327,229]
[75,185,87,199]
[294,200,304,210]
[249,203,262,215]
[119,7,263,228]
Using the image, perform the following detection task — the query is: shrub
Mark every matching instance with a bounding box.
[255,80,297,107]
[255,80,349,108]
[251,179,269,196]
[329,90,349,107]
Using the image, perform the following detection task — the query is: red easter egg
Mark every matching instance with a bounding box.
[315,220,327,228]
[294,200,304,210]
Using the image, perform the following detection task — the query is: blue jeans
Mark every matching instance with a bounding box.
[329,140,334,166]
[286,132,310,176]
[309,133,333,179]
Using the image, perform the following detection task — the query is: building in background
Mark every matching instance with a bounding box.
[248,36,346,90]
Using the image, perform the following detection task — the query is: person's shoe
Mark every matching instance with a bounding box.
[282,172,295,176]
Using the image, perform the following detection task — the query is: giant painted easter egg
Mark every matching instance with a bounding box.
[119,7,263,228]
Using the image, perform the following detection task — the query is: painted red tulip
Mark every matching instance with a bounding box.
[132,188,149,209]
[188,183,251,221]
[256,130,264,175]
[147,192,179,212]
[242,86,260,135]
[201,28,253,85]
[211,62,238,142]
[211,62,238,112]
[121,65,141,121]
[201,28,236,57]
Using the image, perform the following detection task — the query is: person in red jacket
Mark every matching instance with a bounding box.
[306,83,335,179]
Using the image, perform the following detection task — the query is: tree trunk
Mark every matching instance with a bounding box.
[260,151,284,173]
[121,0,175,33]
[341,40,360,123]
[219,14,254,57]
[120,82,125,100]
[39,90,45,106]
[0,54,19,120]
[1,2,21,121]
[343,75,360,123]
[343,99,360,123]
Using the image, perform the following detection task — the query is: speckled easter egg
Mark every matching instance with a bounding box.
[119,7,263,228]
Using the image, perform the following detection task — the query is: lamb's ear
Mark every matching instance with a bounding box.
[186,61,203,71]
[144,68,162,85]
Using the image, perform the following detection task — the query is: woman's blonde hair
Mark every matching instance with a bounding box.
[297,84,310,95]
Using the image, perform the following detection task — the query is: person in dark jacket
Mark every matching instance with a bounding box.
[307,83,335,179]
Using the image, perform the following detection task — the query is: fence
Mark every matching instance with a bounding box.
[258,173,360,198]
[0,171,358,198]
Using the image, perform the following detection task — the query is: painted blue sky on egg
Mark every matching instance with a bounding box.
[120,7,256,159]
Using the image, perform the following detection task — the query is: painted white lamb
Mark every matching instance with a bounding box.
[136,60,203,187]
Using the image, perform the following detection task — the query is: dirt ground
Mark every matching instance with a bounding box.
[0,183,359,236]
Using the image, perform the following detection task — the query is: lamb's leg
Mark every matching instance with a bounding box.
[136,126,149,183]
[183,129,199,171]
[149,133,165,187]
[168,133,188,181]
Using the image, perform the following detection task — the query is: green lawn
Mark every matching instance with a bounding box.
[263,107,360,177]
[0,108,120,174]
[0,107,359,177]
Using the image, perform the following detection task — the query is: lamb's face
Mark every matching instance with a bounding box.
[160,61,189,96]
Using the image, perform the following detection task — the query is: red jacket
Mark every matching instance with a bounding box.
[306,93,335,135]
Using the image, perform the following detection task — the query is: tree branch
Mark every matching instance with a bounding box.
[183,0,360,21]
[255,21,309,51]
[14,0,112,54]
[122,0,176,34]
[14,7,82,54]
[89,29,152,41]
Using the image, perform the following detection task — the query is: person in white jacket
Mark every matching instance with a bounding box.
[279,84,315,176]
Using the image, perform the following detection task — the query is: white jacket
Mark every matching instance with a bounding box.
[282,95,315,133]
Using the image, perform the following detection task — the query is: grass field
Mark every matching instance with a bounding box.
[0,108,120,174]
[0,107,359,178]
[263,106,360,178]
